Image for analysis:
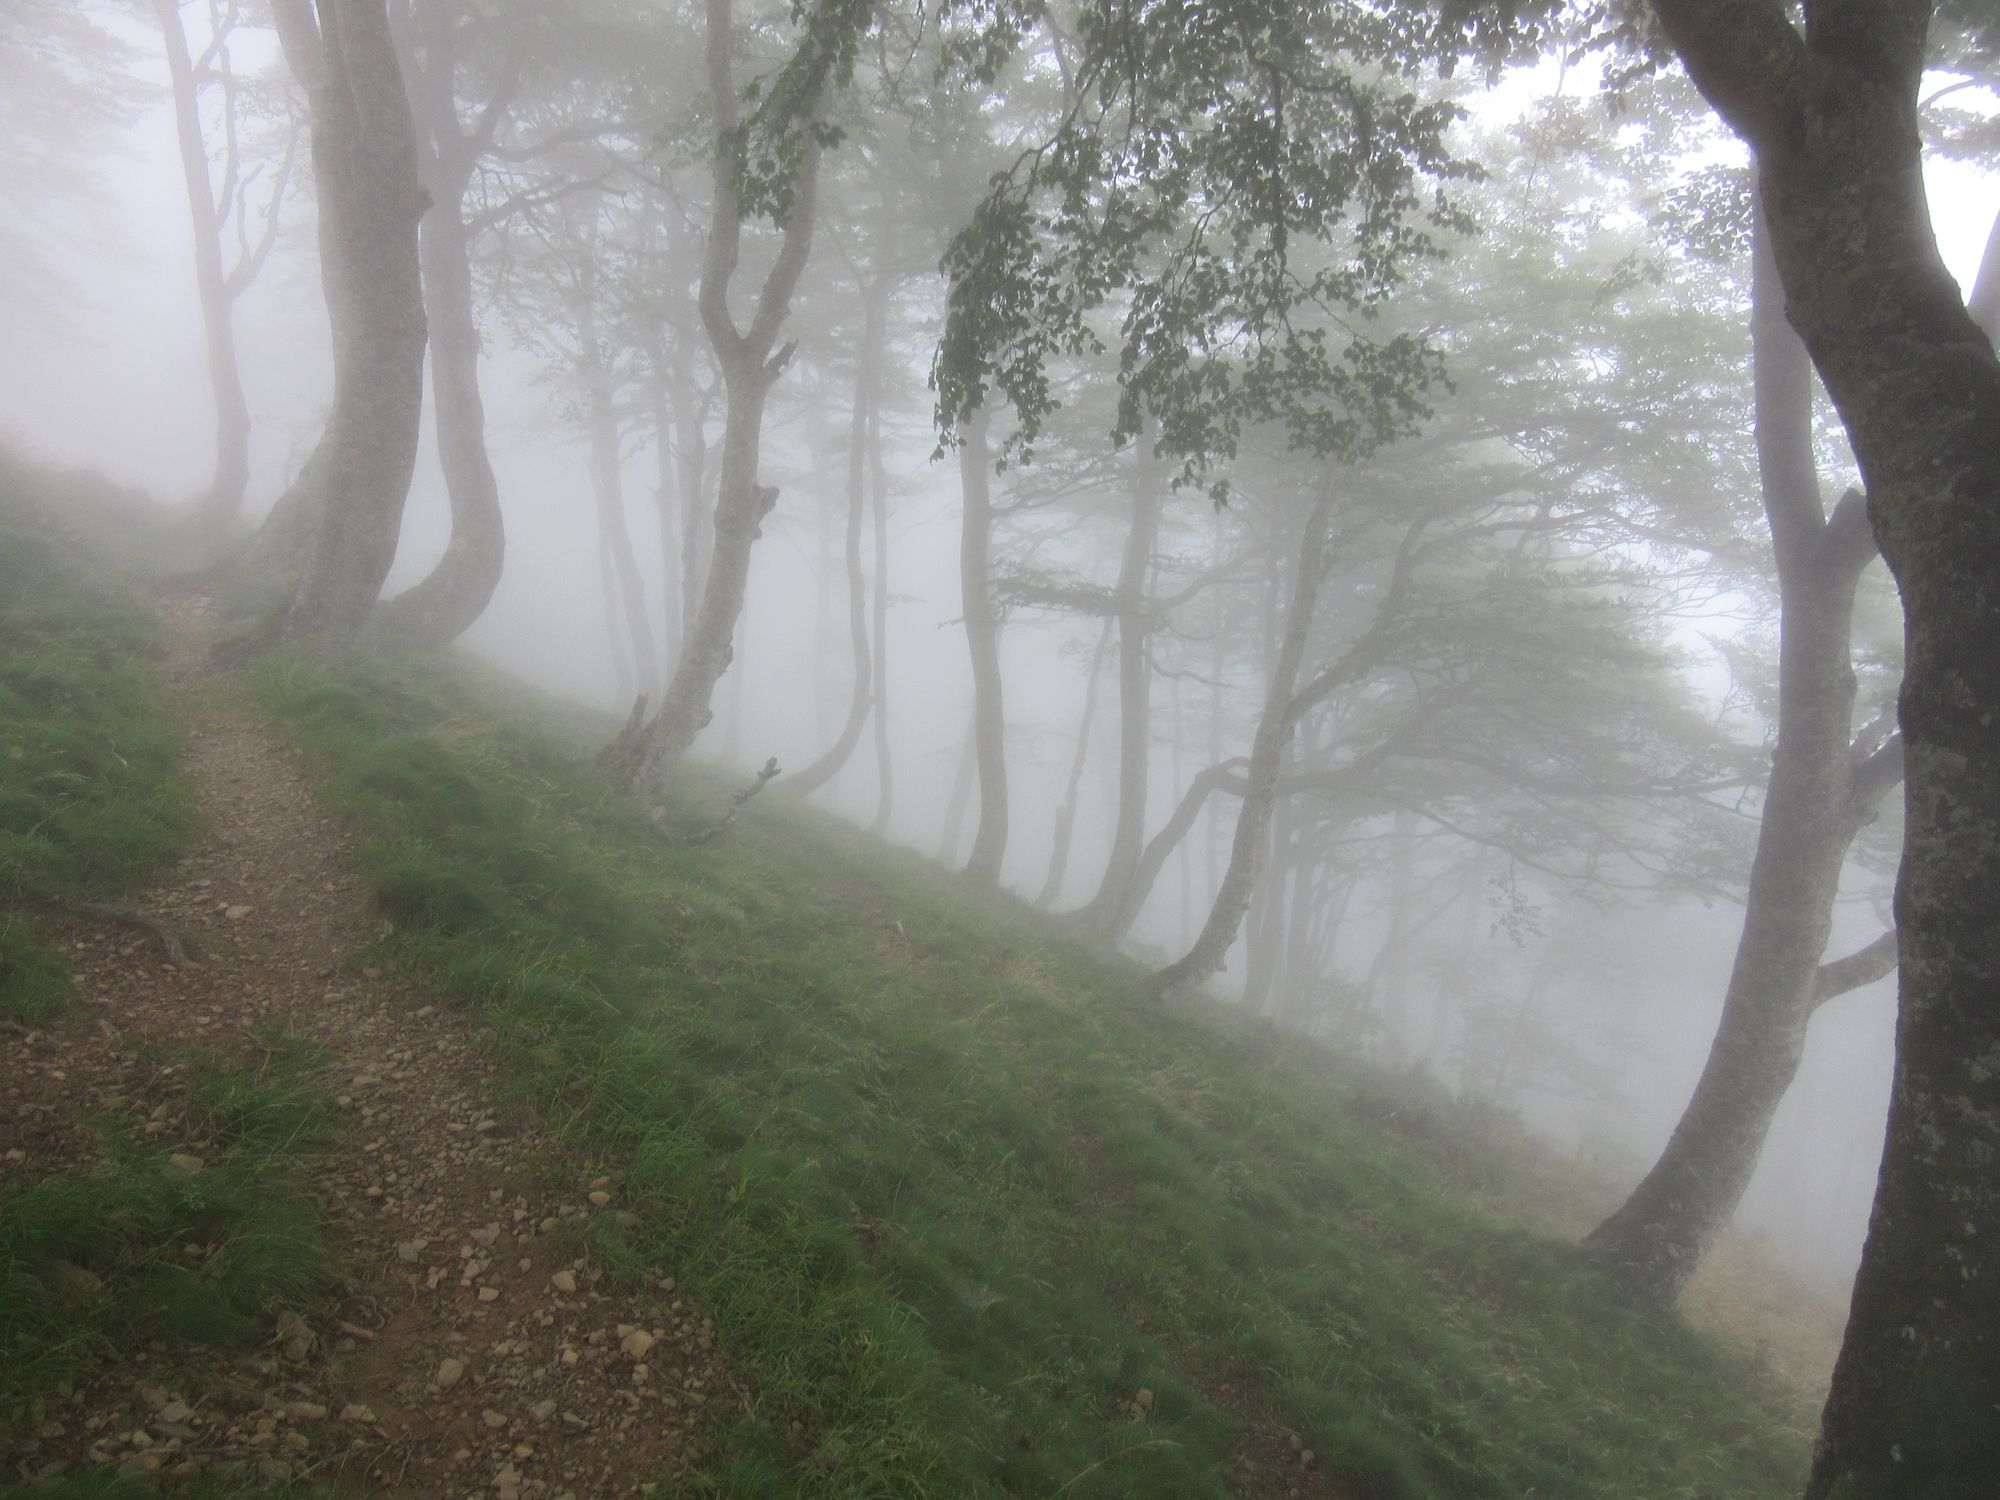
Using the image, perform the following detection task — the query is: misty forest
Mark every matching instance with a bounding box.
[1,1,1995,1498]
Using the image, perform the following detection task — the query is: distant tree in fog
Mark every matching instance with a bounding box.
[147,0,301,529]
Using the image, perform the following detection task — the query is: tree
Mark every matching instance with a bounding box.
[622,0,841,786]
[267,0,429,653]
[1582,192,1902,1301]
[1638,2,2000,1494]
[150,0,300,529]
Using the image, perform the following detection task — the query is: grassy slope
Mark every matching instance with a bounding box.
[252,652,1818,1500]
[0,470,195,1023]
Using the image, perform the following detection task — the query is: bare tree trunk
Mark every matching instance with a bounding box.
[1037,616,1114,909]
[1584,200,1899,1302]
[628,0,820,787]
[1079,438,1163,933]
[597,529,633,703]
[788,270,889,797]
[866,369,893,835]
[649,373,684,682]
[154,0,254,529]
[937,714,976,865]
[269,0,428,654]
[1154,492,1334,999]
[579,299,659,698]
[958,406,1008,884]
[370,3,509,648]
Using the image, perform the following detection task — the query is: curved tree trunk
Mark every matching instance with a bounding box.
[1154,491,1334,999]
[1079,438,1163,933]
[1646,8,2000,1493]
[269,0,428,654]
[788,271,889,797]
[370,8,507,648]
[1583,199,1896,1302]
[628,0,819,787]
[958,406,1008,885]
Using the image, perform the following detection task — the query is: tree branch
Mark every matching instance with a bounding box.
[1644,0,1806,153]
[1812,927,1898,1007]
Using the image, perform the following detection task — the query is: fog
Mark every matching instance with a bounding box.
[5,2,1996,1304]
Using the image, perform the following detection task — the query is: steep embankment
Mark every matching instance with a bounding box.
[3,470,1831,1499]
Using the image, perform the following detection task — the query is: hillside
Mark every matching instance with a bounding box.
[2,479,1833,1499]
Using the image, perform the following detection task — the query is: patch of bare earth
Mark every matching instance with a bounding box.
[2,616,734,1498]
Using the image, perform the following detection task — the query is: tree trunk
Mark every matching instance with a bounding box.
[788,271,889,797]
[867,365,894,835]
[1079,438,1163,933]
[1644,6,2000,1492]
[649,373,684,683]
[958,406,1008,884]
[269,0,428,654]
[154,0,252,529]
[1583,196,1894,1302]
[577,288,658,699]
[628,0,819,787]
[938,713,977,865]
[1037,616,1114,909]
[1154,491,1334,999]
[369,11,506,649]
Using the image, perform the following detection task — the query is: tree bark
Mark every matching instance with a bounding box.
[628,0,819,786]
[1037,616,1114,909]
[370,3,508,648]
[1154,491,1334,999]
[648,372,684,683]
[576,289,658,700]
[154,0,254,529]
[269,0,428,654]
[787,270,889,797]
[866,362,893,835]
[1078,437,1163,934]
[1584,197,1894,1301]
[958,405,1009,884]
[1646,4,2000,1493]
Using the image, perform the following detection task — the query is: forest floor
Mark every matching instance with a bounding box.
[3,468,1849,1500]
[4,597,728,1498]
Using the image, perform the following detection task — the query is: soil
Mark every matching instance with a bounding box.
[1,598,732,1498]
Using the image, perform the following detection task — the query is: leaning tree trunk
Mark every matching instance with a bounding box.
[958,405,1009,885]
[866,371,894,835]
[369,9,507,648]
[1154,491,1334,999]
[154,0,253,529]
[787,270,889,797]
[1037,617,1114,909]
[627,0,820,787]
[1079,439,1163,934]
[1583,200,1898,1302]
[1646,6,2000,1494]
[269,0,428,654]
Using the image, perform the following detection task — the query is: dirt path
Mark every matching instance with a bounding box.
[2,604,728,1498]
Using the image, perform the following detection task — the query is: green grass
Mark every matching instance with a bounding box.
[0,472,195,1022]
[0,1039,345,1421]
[250,651,1820,1500]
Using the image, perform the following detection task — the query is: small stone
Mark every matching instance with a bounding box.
[156,1401,192,1424]
[224,904,253,921]
[587,1191,611,1207]
[436,1358,466,1390]
[166,1154,203,1176]
[338,1404,376,1424]
[396,1239,429,1263]
[478,1286,500,1302]
[619,1329,655,1360]
[550,1271,577,1294]
[529,1400,557,1422]
[482,1410,508,1430]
